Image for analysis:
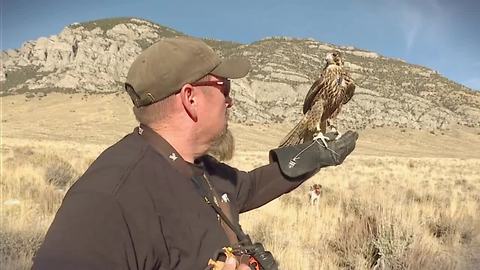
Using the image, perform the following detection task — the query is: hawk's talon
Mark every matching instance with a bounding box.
[329,125,342,140]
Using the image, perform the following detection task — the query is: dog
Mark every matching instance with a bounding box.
[308,184,322,205]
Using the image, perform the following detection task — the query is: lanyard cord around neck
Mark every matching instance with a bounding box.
[191,175,251,245]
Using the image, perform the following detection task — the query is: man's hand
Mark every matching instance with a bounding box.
[323,130,358,165]
[221,257,251,270]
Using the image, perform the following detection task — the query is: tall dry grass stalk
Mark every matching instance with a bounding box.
[1,142,479,269]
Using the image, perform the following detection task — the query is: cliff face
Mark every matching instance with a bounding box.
[2,17,479,130]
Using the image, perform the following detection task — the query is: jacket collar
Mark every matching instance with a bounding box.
[135,124,205,178]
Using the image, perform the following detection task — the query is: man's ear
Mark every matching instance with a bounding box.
[179,84,198,121]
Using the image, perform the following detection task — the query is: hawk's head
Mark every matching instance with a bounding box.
[325,50,344,66]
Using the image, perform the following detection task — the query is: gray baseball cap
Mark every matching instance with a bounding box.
[125,37,250,107]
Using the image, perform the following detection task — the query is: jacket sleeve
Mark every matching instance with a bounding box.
[234,161,311,213]
[234,131,358,212]
[32,191,135,270]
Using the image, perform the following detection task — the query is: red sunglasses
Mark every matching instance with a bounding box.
[190,79,231,97]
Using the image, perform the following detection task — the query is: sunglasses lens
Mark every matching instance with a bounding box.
[191,79,231,97]
[224,80,231,97]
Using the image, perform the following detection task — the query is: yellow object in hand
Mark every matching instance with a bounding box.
[207,247,235,270]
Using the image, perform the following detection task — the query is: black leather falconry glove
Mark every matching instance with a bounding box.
[269,131,359,178]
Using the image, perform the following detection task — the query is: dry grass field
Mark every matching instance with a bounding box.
[1,93,480,269]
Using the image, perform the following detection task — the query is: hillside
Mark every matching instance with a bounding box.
[2,17,479,130]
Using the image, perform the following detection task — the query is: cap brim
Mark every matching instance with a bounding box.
[210,57,251,79]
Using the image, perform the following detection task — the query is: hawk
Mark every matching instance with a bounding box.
[279,50,355,147]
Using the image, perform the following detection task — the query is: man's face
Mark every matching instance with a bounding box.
[194,75,233,145]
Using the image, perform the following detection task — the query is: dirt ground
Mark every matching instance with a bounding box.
[2,92,479,159]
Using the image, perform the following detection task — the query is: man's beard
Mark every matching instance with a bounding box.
[207,128,235,161]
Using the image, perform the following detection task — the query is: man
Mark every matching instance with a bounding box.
[32,37,358,270]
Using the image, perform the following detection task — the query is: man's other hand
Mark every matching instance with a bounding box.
[222,257,251,270]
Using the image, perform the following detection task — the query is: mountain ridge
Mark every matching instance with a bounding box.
[2,17,479,130]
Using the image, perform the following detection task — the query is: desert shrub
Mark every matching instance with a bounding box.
[425,209,479,246]
[0,230,43,270]
[457,215,477,245]
[328,213,378,269]
[374,223,412,270]
[405,188,423,203]
[6,146,79,189]
[44,157,77,189]
[323,196,382,268]
[249,221,271,245]
[405,238,457,270]
[278,193,305,209]
[427,213,457,241]
[323,188,341,207]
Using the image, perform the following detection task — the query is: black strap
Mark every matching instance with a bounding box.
[136,126,252,244]
[191,176,250,243]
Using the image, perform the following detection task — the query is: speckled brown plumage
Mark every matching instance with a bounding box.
[279,50,355,147]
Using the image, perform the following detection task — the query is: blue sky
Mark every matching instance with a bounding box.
[2,0,480,90]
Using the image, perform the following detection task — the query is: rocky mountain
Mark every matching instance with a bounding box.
[2,17,479,130]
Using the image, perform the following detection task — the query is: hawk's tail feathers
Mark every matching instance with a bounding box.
[278,118,307,147]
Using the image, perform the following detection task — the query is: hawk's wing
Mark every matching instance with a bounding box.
[326,71,355,120]
[342,76,355,104]
[303,77,325,114]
